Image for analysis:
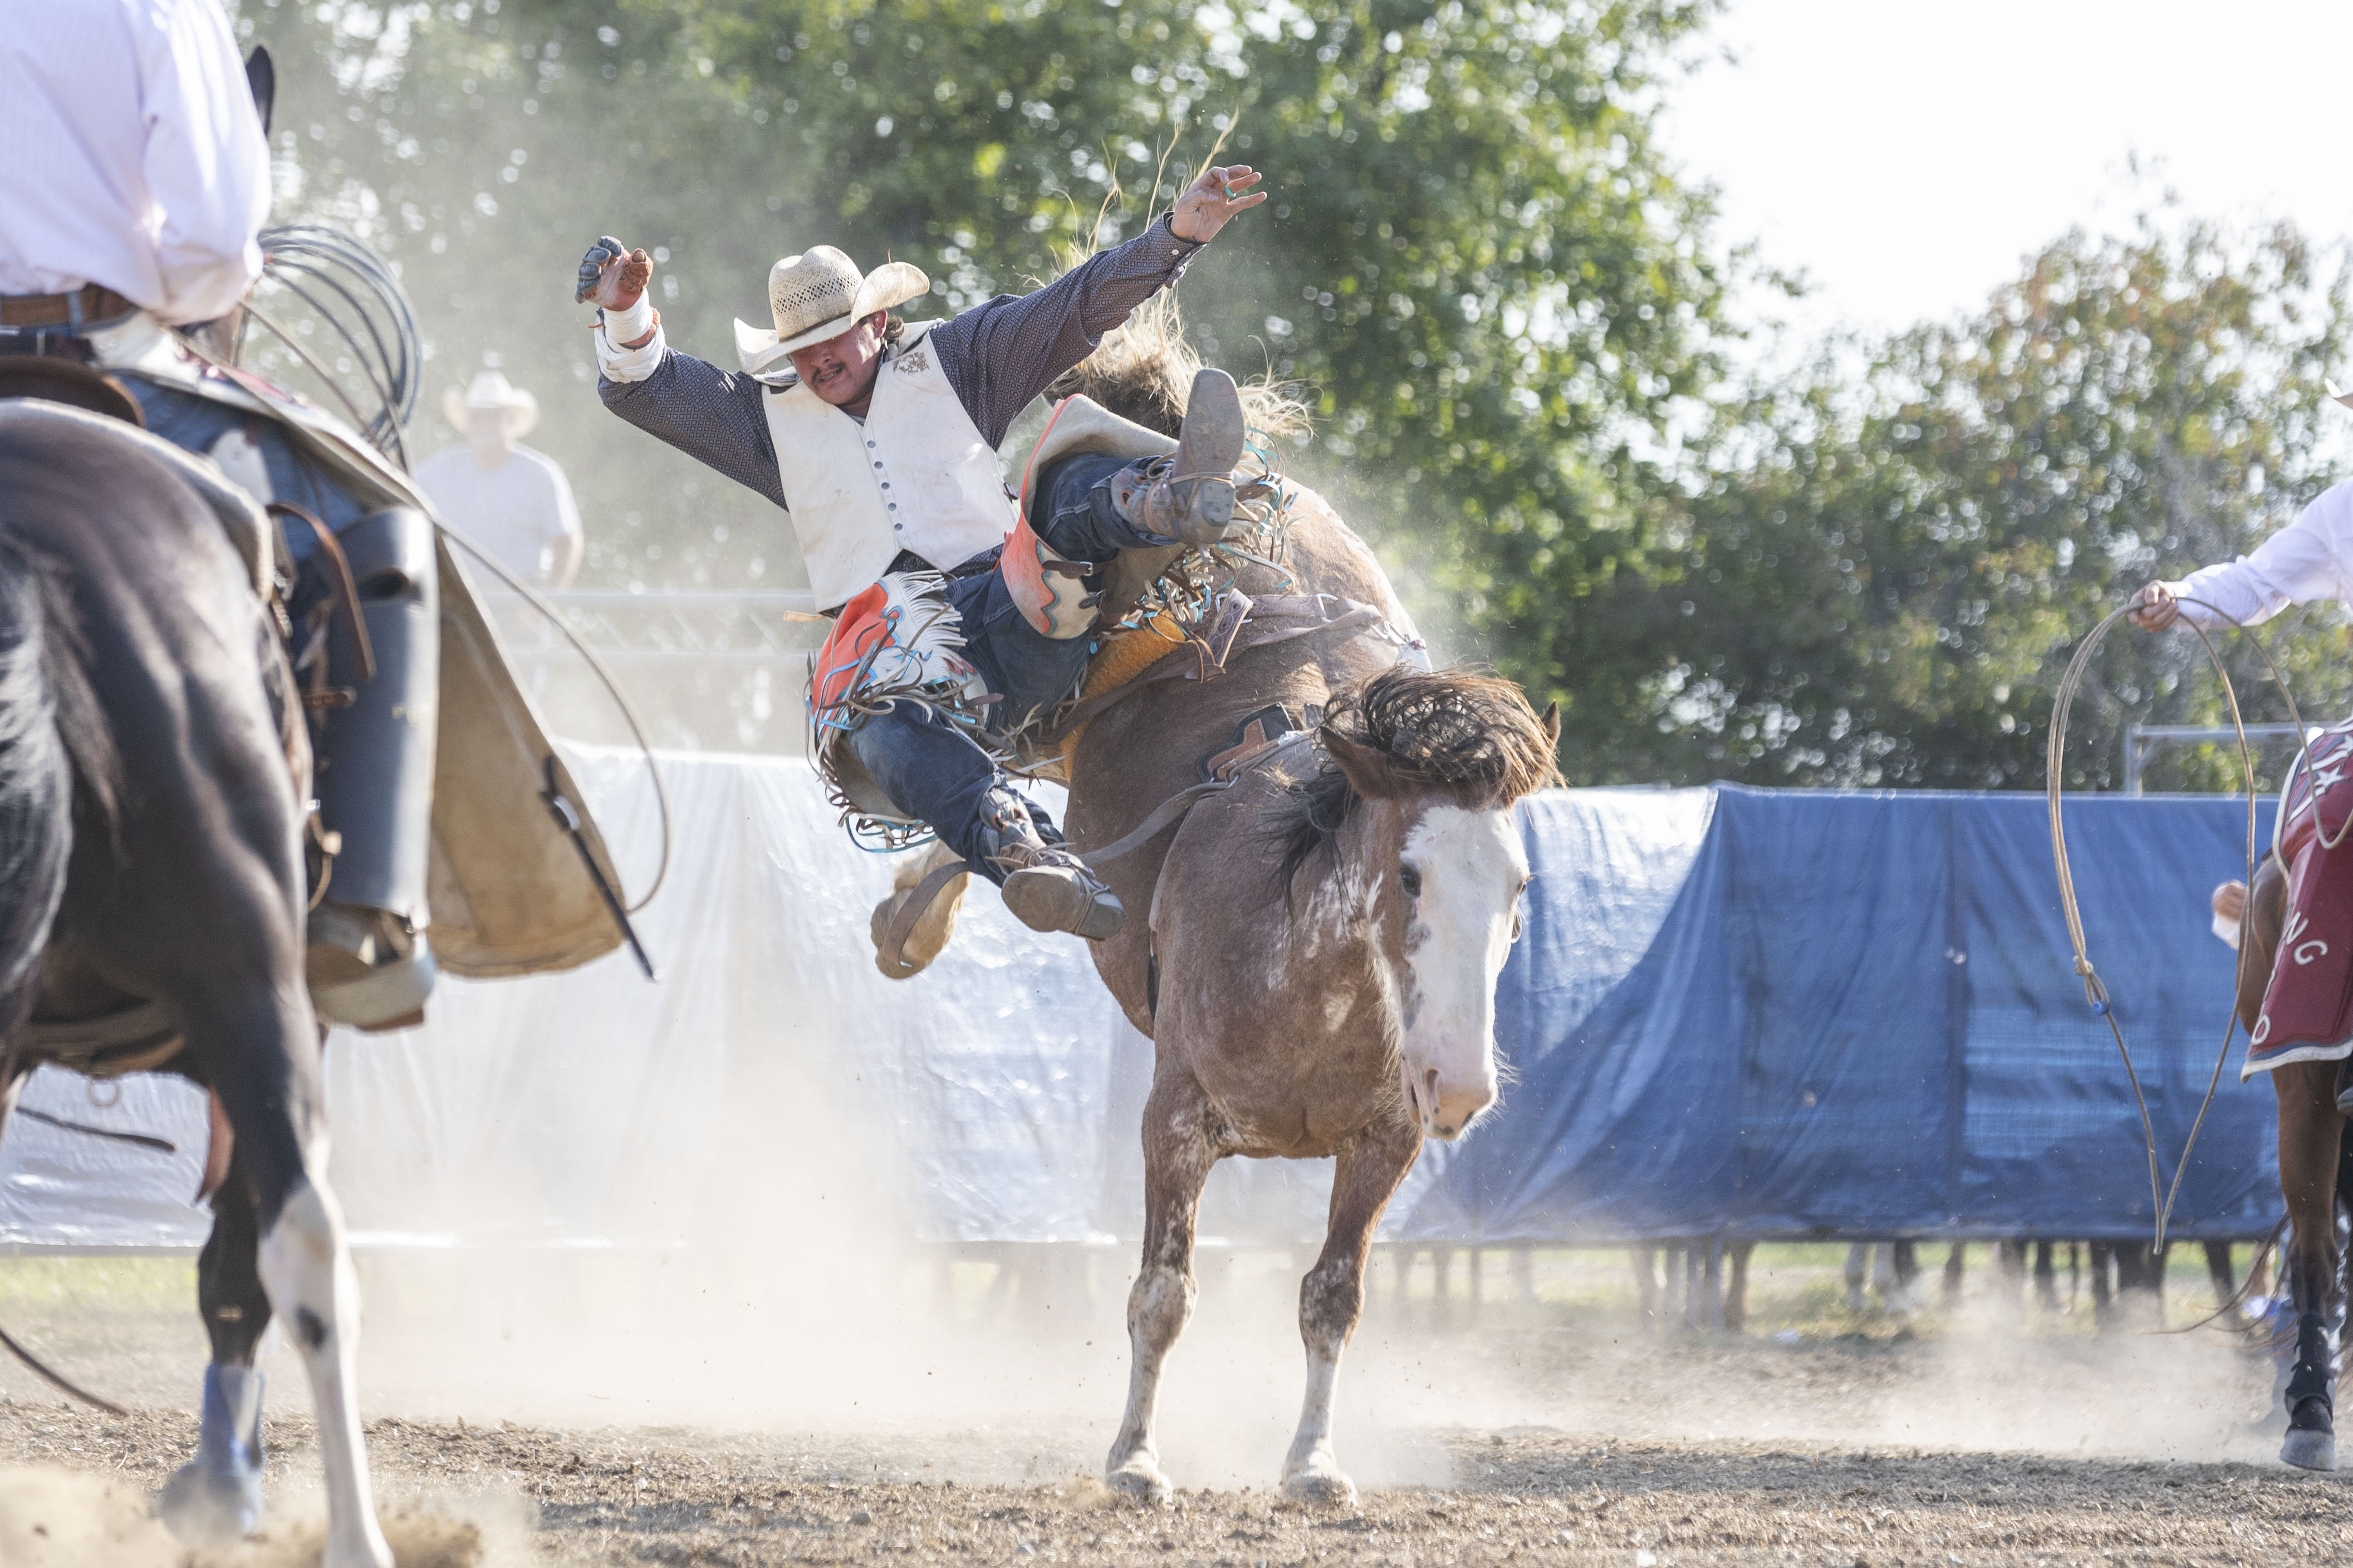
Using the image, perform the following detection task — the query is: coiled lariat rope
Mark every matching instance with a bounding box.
[2047,596,2332,1251]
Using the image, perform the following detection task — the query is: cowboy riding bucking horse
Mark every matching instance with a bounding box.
[577,165,1270,945]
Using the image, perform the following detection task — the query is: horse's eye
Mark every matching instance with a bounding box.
[1399,864,1422,899]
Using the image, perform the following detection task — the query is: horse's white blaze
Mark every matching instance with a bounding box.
[257,1173,391,1568]
[1396,804,1525,1141]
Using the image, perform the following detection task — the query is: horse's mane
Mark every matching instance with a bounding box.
[1045,292,1311,443]
[1269,669,1562,896]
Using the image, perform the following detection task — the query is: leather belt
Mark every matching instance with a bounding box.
[0,285,139,329]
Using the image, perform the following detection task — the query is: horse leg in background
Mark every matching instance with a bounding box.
[2112,1241,2167,1320]
[2273,1059,2344,1470]
[1993,1241,2027,1322]
[1943,1242,1966,1306]
[2089,1241,2115,1329]
[1106,1070,1220,1506]
[1631,1247,1660,1328]
[158,1138,273,1541]
[2035,1242,2058,1312]
[1843,1244,1869,1312]
[1723,1242,1754,1333]
[1889,1241,1921,1313]
[1285,1126,1420,1505]
[2205,1241,2238,1313]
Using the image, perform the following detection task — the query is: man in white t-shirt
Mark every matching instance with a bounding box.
[414,370,583,587]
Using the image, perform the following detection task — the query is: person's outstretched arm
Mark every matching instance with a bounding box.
[933,165,1271,449]
[2129,482,2353,632]
[579,236,786,509]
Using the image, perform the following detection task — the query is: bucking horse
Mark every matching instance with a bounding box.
[875,304,1560,1503]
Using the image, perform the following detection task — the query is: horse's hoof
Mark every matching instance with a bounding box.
[157,1452,263,1544]
[2282,1428,2337,1471]
[1282,1467,1357,1507]
[1105,1459,1172,1507]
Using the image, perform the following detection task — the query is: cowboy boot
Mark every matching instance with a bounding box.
[1119,367,1247,547]
[978,809,1125,941]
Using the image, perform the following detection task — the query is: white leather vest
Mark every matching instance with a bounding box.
[759,323,1016,610]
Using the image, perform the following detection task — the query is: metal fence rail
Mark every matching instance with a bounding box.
[474,588,825,665]
[472,588,829,754]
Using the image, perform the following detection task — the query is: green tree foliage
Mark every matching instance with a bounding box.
[231,4,2352,793]
[1606,218,2353,791]
[232,1,1728,634]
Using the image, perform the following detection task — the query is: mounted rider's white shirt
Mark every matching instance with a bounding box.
[0,0,271,325]
[2164,479,2353,628]
[600,319,1014,610]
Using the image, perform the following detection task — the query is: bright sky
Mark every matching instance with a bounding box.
[1658,0,2353,340]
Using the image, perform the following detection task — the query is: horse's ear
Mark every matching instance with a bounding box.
[245,46,276,139]
[1320,729,1399,800]
[1540,700,1560,748]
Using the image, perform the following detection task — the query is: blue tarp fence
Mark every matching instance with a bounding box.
[1394,785,2284,1245]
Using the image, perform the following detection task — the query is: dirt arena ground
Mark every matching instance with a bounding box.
[0,1245,2341,1566]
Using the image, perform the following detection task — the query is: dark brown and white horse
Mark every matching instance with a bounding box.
[1090,668,1555,1503]
[1031,318,1558,1501]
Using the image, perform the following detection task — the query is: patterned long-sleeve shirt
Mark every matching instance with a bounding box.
[596,216,1200,508]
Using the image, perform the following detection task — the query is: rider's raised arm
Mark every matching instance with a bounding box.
[595,324,788,511]
[2161,479,2353,630]
[929,213,1202,450]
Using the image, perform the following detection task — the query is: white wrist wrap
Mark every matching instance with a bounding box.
[602,294,655,345]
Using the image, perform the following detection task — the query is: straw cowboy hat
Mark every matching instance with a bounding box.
[733,246,930,376]
[442,369,538,436]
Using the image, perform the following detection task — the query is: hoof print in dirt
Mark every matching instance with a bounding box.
[2281,1428,2337,1471]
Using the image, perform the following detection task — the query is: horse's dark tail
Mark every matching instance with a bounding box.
[0,531,79,1062]
[0,524,135,1419]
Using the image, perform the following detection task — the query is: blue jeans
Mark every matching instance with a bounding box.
[845,453,1163,882]
[120,377,367,561]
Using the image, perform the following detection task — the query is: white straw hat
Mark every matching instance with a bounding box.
[732,246,930,375]
[442,369,538,436]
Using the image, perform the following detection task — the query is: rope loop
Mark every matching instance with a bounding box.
[2047,595,2288,1254]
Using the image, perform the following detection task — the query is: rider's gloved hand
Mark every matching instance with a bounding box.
[2126,580,2180,632]
[1170,166,1269,243]
[575,235,653,308]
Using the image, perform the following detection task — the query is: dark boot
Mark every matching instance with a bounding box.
[977,805,1124,941]
[1118,367,1246,546]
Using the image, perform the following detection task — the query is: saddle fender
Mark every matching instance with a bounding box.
[1001,513,1097,640]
